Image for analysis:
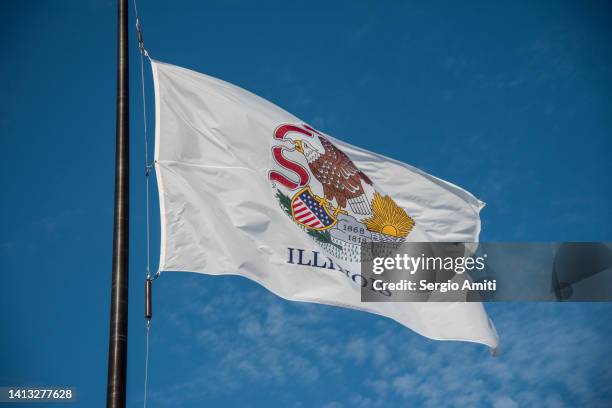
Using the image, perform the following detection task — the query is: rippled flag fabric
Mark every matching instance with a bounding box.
[152,60,499,350]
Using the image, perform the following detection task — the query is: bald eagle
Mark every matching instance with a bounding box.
[294,135,373,215]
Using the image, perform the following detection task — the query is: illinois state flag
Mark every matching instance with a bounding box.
[152,60,499,350]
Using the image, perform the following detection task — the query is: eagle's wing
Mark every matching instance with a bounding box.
[317,136,372,211]
[319,135,372,184]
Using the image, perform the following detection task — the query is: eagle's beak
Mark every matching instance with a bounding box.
[294,139,304,154]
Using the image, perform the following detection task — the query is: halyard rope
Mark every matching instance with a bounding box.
[133,0,151,281]
[132,0,155,407]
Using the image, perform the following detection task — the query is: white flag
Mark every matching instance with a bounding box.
[152,60,499,350]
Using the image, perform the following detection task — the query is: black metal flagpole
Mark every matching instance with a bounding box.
[107,0,129,406]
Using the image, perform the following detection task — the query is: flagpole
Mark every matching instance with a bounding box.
[107,0,129,406]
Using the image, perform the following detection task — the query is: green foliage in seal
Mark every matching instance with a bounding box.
[276,189,293,217]
[306,228,341,250]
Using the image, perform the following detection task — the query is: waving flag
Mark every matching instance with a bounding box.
[152,60,499,350]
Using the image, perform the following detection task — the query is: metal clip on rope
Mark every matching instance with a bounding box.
[145,277,152,323]
[136,18,145,55]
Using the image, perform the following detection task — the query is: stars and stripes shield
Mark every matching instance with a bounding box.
[291,187,337,230]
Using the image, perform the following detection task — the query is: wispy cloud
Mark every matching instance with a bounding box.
[33,208,86,233]
[147,275,612,407]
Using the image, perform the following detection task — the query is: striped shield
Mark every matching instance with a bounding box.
[291,187,337,230]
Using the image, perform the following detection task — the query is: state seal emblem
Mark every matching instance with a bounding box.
[269,124,415,262]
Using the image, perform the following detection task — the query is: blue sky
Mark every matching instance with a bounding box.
[1,0,611,406]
